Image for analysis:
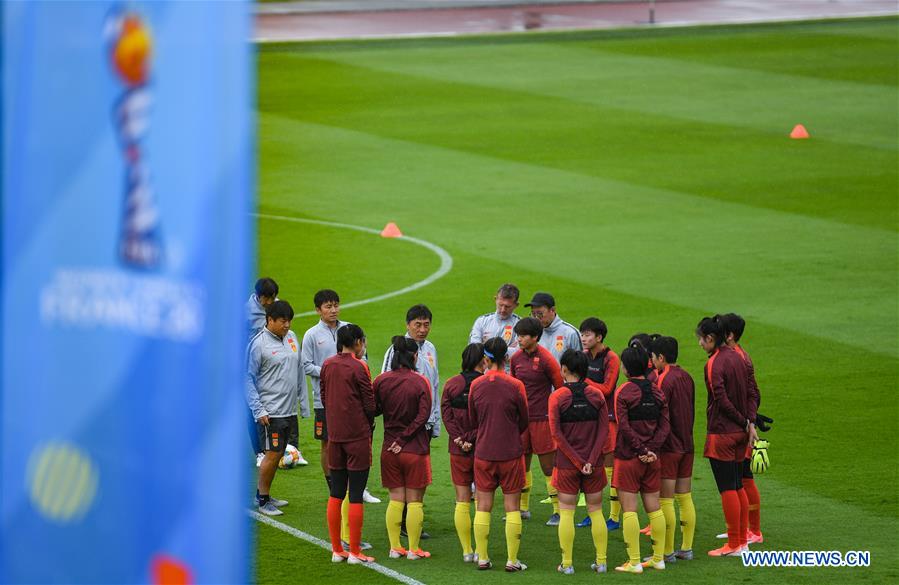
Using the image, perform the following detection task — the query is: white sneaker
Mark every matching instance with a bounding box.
[557,564,574,575]
[347,552,375,564]
[331,552,348,563]
[591,563,607,573]
[268,496,288,508]
[255,453,264,468]
[257,501,283,516]
[295,451,309,466]
[463,552,479,563]
[362,488,381,503]
[505,560,527,572]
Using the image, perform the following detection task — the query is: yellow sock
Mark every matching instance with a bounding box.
[520,471,532,512]
[385,500,404,551]
[588,509,608,564]
[341,495,350,543]
[558,509,575,567]
[622,511,641,565]
[660,498,676,556]
[545,476,559,515]
[474,511,491,563]
[675,492,696,551]
[648,509,666,563]
[505,510,522,565]
[606,467,620,522]
[454,501,473,555]
[406,502,424,551]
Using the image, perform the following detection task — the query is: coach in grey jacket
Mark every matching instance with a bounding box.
[468,283,521,358]
[382,304,440,438]
[245,300,309,516]
[524,292,582,363]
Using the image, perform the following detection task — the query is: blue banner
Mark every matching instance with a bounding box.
[1,2,252,583]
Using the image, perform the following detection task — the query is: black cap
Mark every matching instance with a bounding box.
[524,292,555,308]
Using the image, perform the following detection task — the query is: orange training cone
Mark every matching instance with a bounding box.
[790,124,809,139]
[381,222,403,238]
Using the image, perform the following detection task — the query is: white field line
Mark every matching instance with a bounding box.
[255,214,453,317]
[249,510,427,585]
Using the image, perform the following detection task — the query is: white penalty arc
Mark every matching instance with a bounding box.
[255,214,453,317]
[249,511,427,585]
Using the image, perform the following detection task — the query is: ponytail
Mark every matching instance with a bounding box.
[483,337,508,369]
[695,315,726,346]
[390,335,419,370]
[461,343,485,372]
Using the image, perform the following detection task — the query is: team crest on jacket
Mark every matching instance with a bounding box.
[503,325,512,341]
[288,338,297,352]
[555,335,564,351]
[427,353,434,367]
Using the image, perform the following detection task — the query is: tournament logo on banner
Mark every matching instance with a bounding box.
[1,2,252,583]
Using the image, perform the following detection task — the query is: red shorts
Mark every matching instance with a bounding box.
[450,453,474,486]
[328,437,372,471]
[381,451,432,489]
[552,467,607,495]
[613,457,661,493]
[474,457,525,494]
[604,422,617,454]
[660,451,694,480]
[522,420,555,455]
[704,432,749,462]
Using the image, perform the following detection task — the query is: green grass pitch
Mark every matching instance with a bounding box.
[253,17,898,585]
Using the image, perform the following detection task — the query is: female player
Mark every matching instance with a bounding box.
[650,335,697,561]
[510,317,564,525]
[374,336,434,560]
[548,349,609,574]
[721,313,766,544]
[613,344,670,574]
[697,315,759,557]
[578,318,620,530]
[441,343,487,563]
[468,337,529,572]
[321,324,376,565]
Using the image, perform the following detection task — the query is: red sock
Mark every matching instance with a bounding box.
[348,502,365,555]
[743,478,761,533]
[721,490,741,549]
[737,488,749,546]
[327,497,344,553]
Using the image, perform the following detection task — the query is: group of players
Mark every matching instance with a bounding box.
[245,280,769,574]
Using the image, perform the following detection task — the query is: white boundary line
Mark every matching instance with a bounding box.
[249,510,427,585]
[255,213,453,318]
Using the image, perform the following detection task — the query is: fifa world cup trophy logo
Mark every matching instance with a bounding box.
[107,10,163,268]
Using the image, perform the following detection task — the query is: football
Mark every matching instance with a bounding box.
[279,444,300,469]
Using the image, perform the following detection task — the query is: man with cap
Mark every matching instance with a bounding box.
[525,292,582,363]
